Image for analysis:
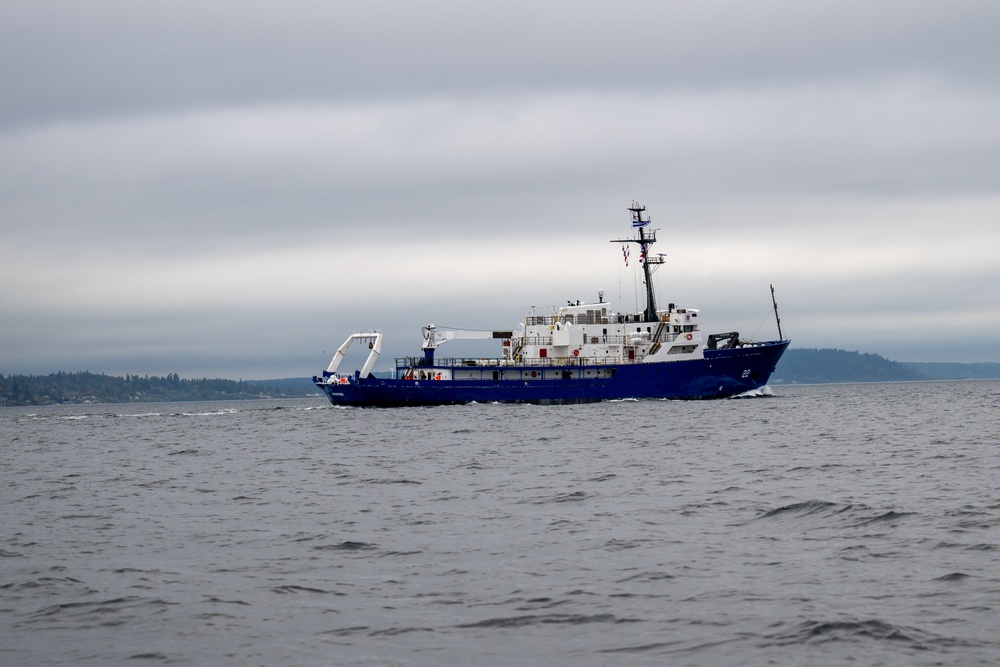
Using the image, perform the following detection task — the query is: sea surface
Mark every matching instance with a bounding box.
[2,381,999,666]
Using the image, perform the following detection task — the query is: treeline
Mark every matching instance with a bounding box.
[0,371,317,406]
[773,349,929,384]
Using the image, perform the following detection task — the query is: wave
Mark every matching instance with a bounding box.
[524,490,589,505]
[175,408,240,417]
[28,596,177,628]
[763,618,983,650]
[458,613,622,628]
[756,500,915,528]
[359,478,422,485]
[312,541,377,552]
[270,585,344,595]
[730,385,775,399]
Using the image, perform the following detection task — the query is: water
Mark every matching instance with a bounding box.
[2,381,999,666]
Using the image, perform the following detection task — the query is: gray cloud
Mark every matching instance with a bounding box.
[2,1,999,377]
[4,1,999,125]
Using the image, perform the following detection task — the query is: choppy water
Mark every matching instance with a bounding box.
[2,381,999,666]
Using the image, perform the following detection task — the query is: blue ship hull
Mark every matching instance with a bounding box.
[316,340,789,407]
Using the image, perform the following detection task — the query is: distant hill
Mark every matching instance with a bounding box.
[900,362,1000,380]
[0,372,320,406]
[772,348,930,384]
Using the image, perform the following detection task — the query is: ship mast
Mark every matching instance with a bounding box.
[611,203,666,322]
[770,284,784,340]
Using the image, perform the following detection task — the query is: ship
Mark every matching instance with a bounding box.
[315,204,789,406]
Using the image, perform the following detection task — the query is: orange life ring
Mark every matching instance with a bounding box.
[573,349,580,356]
[686,333,693,340]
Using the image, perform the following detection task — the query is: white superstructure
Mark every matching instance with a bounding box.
[507,299,703,367]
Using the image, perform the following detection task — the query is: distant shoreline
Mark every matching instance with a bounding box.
[3,352,999,406]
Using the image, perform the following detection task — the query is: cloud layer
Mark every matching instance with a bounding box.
[3,1,999,377]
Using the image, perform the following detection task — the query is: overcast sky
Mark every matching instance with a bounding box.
[3,1,999,379]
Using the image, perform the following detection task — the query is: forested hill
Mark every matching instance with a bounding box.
[773,348,928,384]
[772,349,1000,384]
[901,361,1000,380]
[0,372,318,406]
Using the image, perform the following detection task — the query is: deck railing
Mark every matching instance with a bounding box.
[395,355,637,371]
[526,313,656,326]
[516,331,682,347]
